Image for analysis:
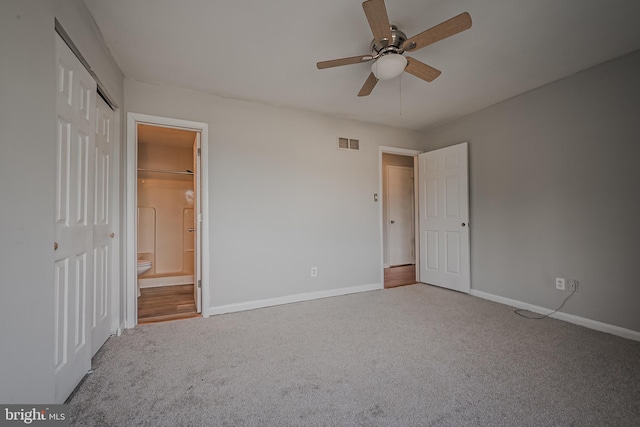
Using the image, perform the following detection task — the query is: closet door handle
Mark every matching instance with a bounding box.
[188,228,196,232]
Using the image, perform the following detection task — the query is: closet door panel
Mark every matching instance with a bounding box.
[54,34,96,403]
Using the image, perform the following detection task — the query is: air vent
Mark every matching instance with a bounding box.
[338,137,360,151]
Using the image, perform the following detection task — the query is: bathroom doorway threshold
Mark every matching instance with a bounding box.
[137,284,200,324]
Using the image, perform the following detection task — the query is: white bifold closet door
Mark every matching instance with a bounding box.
[91,95,115,356]
[53,34,97,403]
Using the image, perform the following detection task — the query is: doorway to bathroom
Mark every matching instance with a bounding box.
[126,113,210,327]
[379,147,421,289]
[136,124,200,323]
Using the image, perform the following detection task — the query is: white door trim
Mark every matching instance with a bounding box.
[109,109,123,335]
[378,146,422,287]
[194,132,202,313]
[125,113,210,328]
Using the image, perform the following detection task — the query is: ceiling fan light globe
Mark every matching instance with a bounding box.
[371,54,407,80]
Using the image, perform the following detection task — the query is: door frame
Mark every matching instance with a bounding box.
[125,113,210,327]
[378,146,422,288]
[107,103,123,336]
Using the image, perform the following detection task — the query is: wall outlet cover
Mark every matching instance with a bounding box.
[555,277,566,290]
[568,279,579,292]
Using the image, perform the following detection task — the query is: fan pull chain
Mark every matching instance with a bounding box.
[399,74,403,116]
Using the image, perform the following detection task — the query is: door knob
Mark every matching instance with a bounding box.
[188,227,196,232]
[390,220,395,224]
[461,223,466,227]
[109,232,115,238]
[54,242,59,251]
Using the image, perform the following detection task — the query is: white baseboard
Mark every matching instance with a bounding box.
[117,321,125,336]
[209,283,382,316]
[469,289,640,342]
[139,275,194,288]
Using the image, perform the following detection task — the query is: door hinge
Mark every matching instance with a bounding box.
[197,148,201,156]
[197,279,201,288]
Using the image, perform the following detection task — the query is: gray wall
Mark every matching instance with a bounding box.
[125,79,422,310]
[421,50,640,332]
[0,0,123,403]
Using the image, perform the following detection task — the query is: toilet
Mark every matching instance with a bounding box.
[137,260,152,276]
[137,260,152,297]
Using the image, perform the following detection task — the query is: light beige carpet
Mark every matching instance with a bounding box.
[68,284,640,426]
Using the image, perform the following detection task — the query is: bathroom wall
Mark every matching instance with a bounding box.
[137,142,195,276]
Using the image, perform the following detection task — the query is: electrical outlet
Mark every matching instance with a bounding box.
[555,277,566,290]
[310,267,318,277]
[568,279,579,292]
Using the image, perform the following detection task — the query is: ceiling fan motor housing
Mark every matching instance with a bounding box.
[370,25,407,56]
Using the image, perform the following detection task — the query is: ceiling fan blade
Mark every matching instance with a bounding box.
[317,55,373,69]
[362,0,393,44]
[403,12,472,52]
[358,73,379,97]
[405,57,441,82]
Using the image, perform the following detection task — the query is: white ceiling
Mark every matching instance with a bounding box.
[84,0,640,131]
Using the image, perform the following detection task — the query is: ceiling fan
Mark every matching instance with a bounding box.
[317,0,472,96]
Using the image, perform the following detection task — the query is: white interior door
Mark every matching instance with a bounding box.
[388,166,414,266]
[54,34,96,402]
[418,142,470,293]
[91,96,114,355]
[194,133,202,312]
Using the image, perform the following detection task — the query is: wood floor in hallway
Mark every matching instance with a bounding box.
[138,284,199,324]
[384,264,417,288]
